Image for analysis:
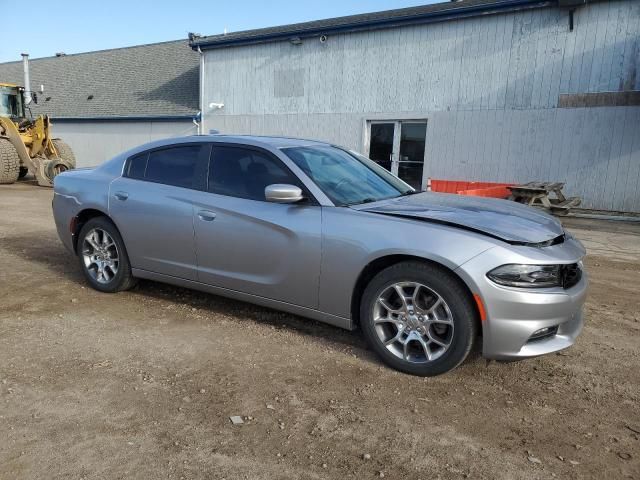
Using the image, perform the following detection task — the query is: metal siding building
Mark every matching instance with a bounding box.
[195,0,640,212]
[0,40,199,167]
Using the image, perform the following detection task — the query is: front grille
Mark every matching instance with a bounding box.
[561,263,582,289]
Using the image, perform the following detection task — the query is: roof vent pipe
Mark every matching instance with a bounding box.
[21,53,32,105]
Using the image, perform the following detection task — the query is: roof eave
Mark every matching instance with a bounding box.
[51,114,198,123]
[191,0,555,51]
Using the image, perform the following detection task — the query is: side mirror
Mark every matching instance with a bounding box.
[265,184,304,204]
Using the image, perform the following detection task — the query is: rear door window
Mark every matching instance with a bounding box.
[126,144,209,190]
[126,152,148,179]
[208,146,299,201]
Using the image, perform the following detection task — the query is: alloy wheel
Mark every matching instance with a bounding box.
[81,228,119,284]
[373,282,454,363]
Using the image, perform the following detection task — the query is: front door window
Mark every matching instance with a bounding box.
[367,121,427,190]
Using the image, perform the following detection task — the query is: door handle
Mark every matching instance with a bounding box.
[197,210,217,221]
[114,191,129,201]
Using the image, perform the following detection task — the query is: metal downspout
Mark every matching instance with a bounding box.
[198,46,204,135]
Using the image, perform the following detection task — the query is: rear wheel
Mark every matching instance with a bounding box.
[0,139,20,184]
[51,139,76,169]
[77,217,137,293]
[360,261,478,376]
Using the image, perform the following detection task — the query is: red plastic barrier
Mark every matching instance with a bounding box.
[428,179,514,199]
[458,186,513,198]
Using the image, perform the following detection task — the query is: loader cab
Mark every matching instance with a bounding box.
[0,84,26,119]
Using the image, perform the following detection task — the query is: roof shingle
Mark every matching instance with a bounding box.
[0,40,199,119]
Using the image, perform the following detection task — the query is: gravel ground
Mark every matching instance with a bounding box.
[1,182,639,480]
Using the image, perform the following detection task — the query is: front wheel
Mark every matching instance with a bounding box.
[77,217,137,293]
[360,261,478,376]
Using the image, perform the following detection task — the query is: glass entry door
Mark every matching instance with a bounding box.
[368,121,427,190]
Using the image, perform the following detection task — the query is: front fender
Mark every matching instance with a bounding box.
[319,207,498,318]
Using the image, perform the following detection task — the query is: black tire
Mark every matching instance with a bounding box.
[77,217,137,293]
[0,139,20,184]
[18,167,29,179]
[51,139,76,169]
[360,261,478,376]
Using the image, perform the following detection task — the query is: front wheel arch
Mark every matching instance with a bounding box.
[359,260,479,375]
[350,255,482,334]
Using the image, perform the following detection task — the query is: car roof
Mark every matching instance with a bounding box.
[180,134,332,150]
[102,134,337,174]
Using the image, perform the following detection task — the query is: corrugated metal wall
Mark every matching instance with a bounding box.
[202,0,640,212]
[52,120,197,168]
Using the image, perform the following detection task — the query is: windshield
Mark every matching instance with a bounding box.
[0,86,24,117]
[282,145,413,206]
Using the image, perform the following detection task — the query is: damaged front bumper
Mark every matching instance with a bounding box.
[455,235,588,360]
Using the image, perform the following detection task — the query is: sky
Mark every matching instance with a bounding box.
[0,0,437,63]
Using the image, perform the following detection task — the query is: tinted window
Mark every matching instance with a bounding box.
[209,146,298,201]
[127,153,148,179]
[142,145,207,189]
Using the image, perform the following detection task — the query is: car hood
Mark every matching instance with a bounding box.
[355,192,564,244]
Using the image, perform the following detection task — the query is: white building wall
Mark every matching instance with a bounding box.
[52,120,197,167]
[201,0,640,212]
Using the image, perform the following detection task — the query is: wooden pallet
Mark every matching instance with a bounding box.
[507,182,581,216]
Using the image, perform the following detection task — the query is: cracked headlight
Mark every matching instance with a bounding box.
[487,264,562,288]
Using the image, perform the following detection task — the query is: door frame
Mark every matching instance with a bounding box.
[362,116,429,189]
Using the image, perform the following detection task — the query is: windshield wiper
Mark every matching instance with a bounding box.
[345,190,418,206]
[344,197,377,206]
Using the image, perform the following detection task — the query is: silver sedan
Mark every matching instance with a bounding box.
[52,135,587,376]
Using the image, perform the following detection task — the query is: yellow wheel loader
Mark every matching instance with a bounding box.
[0,82,75,186]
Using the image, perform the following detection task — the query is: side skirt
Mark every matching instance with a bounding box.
[131,268,355,331]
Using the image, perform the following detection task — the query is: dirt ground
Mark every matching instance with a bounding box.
[1,182,639,480]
